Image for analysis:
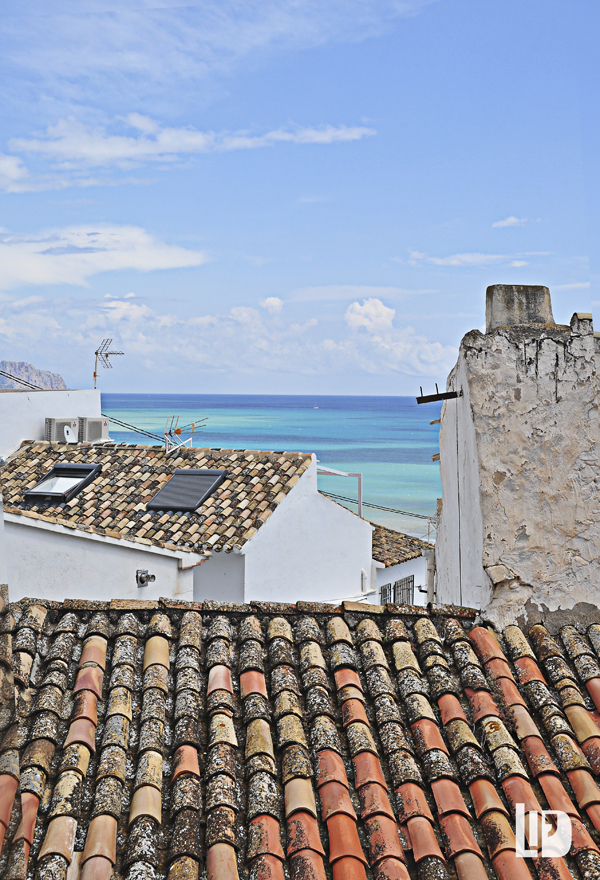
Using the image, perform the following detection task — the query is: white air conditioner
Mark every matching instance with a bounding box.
[78,416,110,443]
[45,417,79,443]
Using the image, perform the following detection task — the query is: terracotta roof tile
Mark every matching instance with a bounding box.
[371,523,433,566]
[286,811,326,856]
[9,599,600,879]
[0,774,18,827]
[63,717,97,751]
[439,811,482,858]
[247,814,285,861]
[284,777,317,818]
[453,851,489,880]
[38,814,77,863]
[206,842,239,879]
[492,848,539,880]
[80,856,113,880]
[331,855,369,880]
[318,780,356,820]
[82,814,118,863]
[372,856,411,880]
[396,782,434,823]
[406,815,445,863]
[289,848,328,880]
[352,750,387,789]
[326,812,369,864]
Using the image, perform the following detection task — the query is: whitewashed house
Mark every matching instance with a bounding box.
[1,441,375,604]
[371,523,434,607]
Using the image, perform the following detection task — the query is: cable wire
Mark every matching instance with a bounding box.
[0,369,41,390]
[320,490,431,520]
[102,414,163,442]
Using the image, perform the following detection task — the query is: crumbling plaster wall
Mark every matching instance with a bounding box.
[438,313,600,628]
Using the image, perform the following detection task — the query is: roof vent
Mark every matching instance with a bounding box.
[147,469,227,512]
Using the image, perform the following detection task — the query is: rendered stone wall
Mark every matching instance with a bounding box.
[436,295,600,628]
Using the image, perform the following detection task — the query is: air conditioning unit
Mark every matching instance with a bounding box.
[78,417,110,443]
[45,417,79,443]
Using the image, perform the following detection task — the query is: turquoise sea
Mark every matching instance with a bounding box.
[101,394,442,540]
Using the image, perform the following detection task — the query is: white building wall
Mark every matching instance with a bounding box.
[376,555,429,607]
[5,518,197,602]
[193,551,245,603]
[0,389,101,458]
[243,458,373,604]
[435,354,490,609]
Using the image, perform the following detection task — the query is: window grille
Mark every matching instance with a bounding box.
[380,583,392,604]
[394,575,414,605]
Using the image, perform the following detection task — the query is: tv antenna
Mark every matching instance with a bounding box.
[164,414,208,455]
[94,338,124,389]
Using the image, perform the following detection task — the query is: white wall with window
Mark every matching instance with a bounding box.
[376,553,429,607]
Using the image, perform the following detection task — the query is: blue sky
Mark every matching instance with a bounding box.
[0,1,595,394]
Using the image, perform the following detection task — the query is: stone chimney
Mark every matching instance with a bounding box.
[486,284,554,332]
[435,284,600,630]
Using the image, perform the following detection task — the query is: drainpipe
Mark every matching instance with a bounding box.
[360,569,368,594]
[371,560,385,598]
[423,548,436,603]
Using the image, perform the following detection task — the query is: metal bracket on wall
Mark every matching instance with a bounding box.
[416,384,463,404]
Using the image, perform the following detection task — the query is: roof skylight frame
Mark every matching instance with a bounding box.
[24,462,102,506]
[146,468,228,513]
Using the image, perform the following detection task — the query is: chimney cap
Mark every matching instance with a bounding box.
[486,285,554,333]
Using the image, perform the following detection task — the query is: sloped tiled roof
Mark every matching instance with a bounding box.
[1,443,312,555]
[2,598,600,880]
[371,524,433,567]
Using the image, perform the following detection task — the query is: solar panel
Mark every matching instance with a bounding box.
[147,469,227,512]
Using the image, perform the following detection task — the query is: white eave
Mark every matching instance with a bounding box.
[4,512,206,570]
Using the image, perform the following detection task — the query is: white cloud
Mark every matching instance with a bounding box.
[340,298,457,376]
[409,251,510,267]
[0,2,437,113]
[492,216,527,228]
[260,296,283,314]
[1,116,375,191]
[0,224,206,291]
[10,117,375,168]
[554,282,590,290]
[0,291,455,382]
[407,250,536,268]
[346,298,395,334]
[293,285,437,301]
[0,153,31,192]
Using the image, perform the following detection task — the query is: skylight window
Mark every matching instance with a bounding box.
[147,469,227,512]
[25,463,101,505]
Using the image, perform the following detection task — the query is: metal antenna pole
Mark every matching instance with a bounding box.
[94,338,124,388]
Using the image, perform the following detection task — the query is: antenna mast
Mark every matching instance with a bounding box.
[164,414,207,454]
[94,338,124,389]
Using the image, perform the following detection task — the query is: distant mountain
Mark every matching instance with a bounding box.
[0,360,67,390]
